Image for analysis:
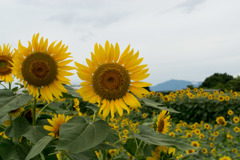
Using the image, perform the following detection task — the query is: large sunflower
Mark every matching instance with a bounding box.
[75,41,151,118]
[12,34,74,102]
[155,110,171,134]
[0,44,14,83]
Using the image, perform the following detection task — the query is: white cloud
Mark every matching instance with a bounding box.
[0,0,240,86]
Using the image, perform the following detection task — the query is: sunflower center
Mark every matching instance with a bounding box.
[0,56,12,75]
[93,63,130,100]
[158,119,165,133]
[0,60,7,68]
[22,52,57,87]
[218,119,224,125]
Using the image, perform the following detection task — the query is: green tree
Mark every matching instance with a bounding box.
[225,76,240,91]
[200,73,233,89]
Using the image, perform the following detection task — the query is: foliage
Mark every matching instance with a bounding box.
[0,84,192,160]
[147,88,240,123]
[200,73,233,90]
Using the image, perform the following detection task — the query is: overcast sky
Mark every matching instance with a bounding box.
[0,0,240,86]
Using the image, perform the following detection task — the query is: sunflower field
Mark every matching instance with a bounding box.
[0,34,239,160]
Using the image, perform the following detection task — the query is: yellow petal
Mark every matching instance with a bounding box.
[131,73,150,81]
[131,82,152,87]
[113,43,120,62]
[115,99,123,117]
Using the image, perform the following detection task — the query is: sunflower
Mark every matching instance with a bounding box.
[204,123,210,129]
[218,95,224,102]
[0,44,14,83]
[43,114,71,138]
[199,133,205,139]
[186,149,195,154]
[10,107,24,118]
[191,141,200,147]
[202,148,207,154]
[213,131,219,136]
[219,156,232,160]
[142,113,147,118]
[169,132,175,137]
[194,129,201,135]
[233,117,239,123]
[216,116,227,126]
[75,41,151,118]
[228,110,234,116]
[155,110,171,134]
[232,148,238,153]
[12,33,74,102]
[234,126,239,133]
[146,146,175,160]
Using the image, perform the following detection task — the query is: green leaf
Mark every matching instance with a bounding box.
[5,126,14,138]
[13,117,31,138]
[143,144,156,157]
[86,105,98,113]
[0,139,14,160]
[23,126,49,144]
[0,139,28,160]
[0,89,14,96]
[106,129,120,144]
[95,143,116,150]
[134,125,195,151]
[68,150,98,160]
[12,87,19,93]
[57,117,111,153]
[62,85,81,98]
[122,138,143,156]
[141,98,180,113]
[0,94,33,117]
[0,114,8,124]
[25,136,52,160]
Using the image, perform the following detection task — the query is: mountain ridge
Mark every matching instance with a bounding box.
[150,79,202,91]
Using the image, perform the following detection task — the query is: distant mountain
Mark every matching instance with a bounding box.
[150,79,202,91]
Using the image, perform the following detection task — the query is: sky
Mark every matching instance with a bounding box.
[0,0,240,86]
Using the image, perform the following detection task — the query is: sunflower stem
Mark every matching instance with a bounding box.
[8,82,11,90]
[102,150,108,160]
[112,137,131,145]
[32,98,37,126]
[36,102,51,120]
[93,110,99,122]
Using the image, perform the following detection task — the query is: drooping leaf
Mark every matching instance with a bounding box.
[13,117,31,138]
[62,85,81,98]
[0,94,33,117]
[141,98,180,113]
[106,129,119,144]
[0,89,14,96]
[0,139,29,160]
[95,143,116,150]
[23,126,49,144]
[68,149,98,160]
[0,114,8,124]
[5,126,14,138]
[134,125,195,151]
[143,144,156,157]
[25,136,52,160]
[57,117,111,153]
